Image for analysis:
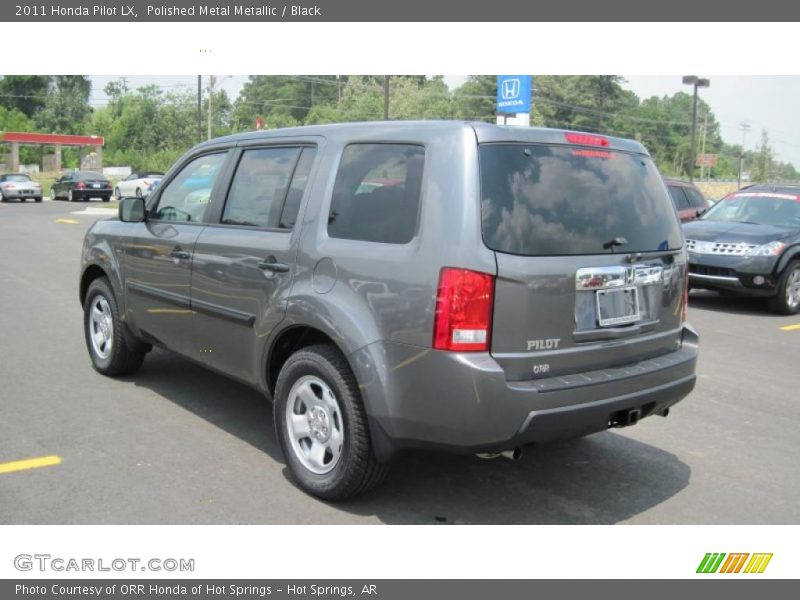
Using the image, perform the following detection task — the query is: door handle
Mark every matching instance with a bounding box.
[170,247,191,260]
[258,256,290,273]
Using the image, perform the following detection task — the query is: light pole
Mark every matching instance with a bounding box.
[738,121,751,189]
[682,75,710,182]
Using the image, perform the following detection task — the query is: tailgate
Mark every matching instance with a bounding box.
[478,138,686,381]
[491,253,685,381]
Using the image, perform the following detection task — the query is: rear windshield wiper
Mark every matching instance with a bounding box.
[603,237,628,252]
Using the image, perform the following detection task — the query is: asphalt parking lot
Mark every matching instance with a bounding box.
[1,199,798,524]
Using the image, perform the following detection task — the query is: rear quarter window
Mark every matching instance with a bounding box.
[327,143,424,244]
[479,143,682,256]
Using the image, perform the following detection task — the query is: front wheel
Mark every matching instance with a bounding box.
[274,344,387,500]
[135,187,143,198]
[769,260,800,315]
[115,187,122,201]
[84,277,146,376]
[50,188,57,200]
[68,189,74,202]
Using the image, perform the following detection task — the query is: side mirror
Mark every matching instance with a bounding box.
[696,208,707,218]
[119,196,146,222]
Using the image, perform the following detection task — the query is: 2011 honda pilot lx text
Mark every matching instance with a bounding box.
[79,121,698,499]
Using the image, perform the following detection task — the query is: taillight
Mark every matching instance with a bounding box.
[76,182,86,189]
[433,268,495,352]
[143,179,151,186]
[564,132,610,147]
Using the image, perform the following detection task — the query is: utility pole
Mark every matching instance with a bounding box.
[699,113,709,180]
[383,76,389,120]
[197,75,202,144]
[738,121,751,190]
[207,75,216,140]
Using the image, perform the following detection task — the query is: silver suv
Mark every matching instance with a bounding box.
[79,121,698,499]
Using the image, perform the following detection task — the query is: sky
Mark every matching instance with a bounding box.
[88,75,800,167]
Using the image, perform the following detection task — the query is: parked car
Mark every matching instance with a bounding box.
[51,171,112,202]
[0,173,43,202]
[684,184,800,314]
[114,171,164,200]
[664,178,710,222]
[79,122,698,499]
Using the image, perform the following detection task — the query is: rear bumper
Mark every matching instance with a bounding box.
[352,324,699,460]
[73,189,112,198]
[2,190,42,199]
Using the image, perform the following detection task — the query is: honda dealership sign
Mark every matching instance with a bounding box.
[496,75,532,113]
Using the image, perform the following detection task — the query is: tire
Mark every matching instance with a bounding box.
[35,197,42,203]
[83,277,146,376]
[114,187,122,201]
[102,196,110,203]
[135,187,143,198]
[768,260,800,315]
[274,344,387,500]
[50,188,57,200]
[68,189,73,202]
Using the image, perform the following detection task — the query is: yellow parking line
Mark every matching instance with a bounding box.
[780,323,800,331]
[55,218,79,224]
[0,455,62,475]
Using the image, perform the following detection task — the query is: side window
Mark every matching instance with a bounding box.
[328,143,424,244]
[279,147,317,229]
[222,147,300,228]
[153,152,226,223]
[685,187,707,208]
[668,185,690,210]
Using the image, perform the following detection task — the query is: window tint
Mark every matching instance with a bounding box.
[328,144,424,244]
[279,147,316,229]
[668,186,690,210]
[153,152,226,223]
[480,144,682,256]
[685,187,707,208]
[222,147,300,228]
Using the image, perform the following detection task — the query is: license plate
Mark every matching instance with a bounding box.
[596,286,639,327]
[92,184,101,188]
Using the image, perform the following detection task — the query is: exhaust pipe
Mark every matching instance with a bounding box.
[626,408,641,426]
[476,447,523,461]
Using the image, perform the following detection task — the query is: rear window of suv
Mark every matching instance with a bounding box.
[479,144,682,256]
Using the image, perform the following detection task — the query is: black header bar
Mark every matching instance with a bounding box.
[3,1,799,21]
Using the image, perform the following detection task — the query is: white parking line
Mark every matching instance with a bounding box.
[70,207,117,216]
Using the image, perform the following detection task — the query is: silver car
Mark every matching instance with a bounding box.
[0,173,43,202]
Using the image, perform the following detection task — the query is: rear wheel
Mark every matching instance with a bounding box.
[769,260,800,315]
[274,344,387,500]
[68,189,74,202]
[35,197,42,203]
[135,187,143,198]
[83,277,146,376]
[50,188,57,200]
[102,196,110,202]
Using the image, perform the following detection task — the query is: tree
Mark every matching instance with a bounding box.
[0,76,51,118]
[35,76,92,134]
[452,75,495,120]
[752,130,774,183]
